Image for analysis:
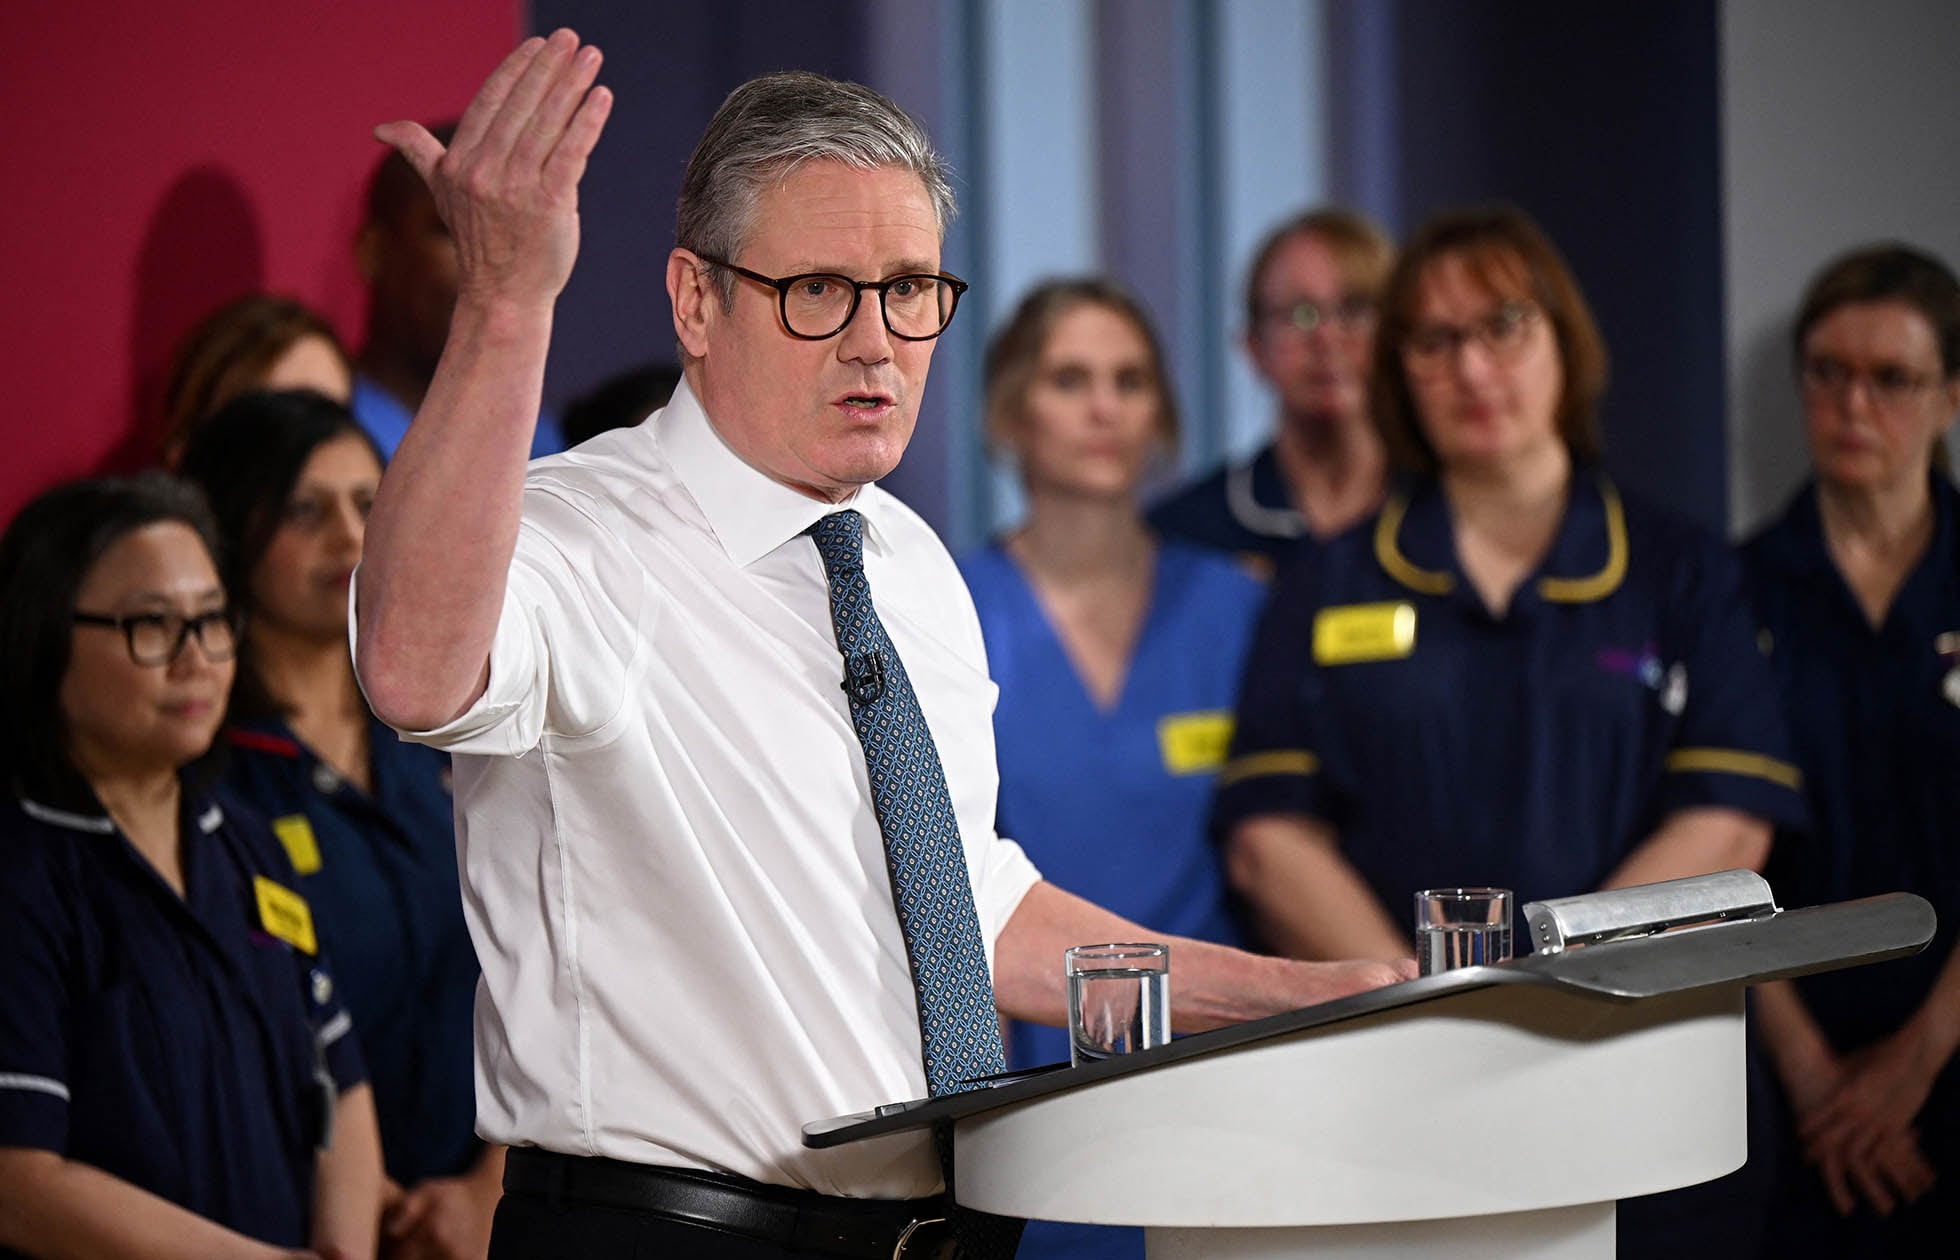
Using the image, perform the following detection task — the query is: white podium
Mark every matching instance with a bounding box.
[806,891,1933,1259]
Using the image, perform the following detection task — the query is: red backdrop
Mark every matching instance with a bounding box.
[0,1,523,525]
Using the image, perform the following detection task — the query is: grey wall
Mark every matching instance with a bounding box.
[1721,0,1960,533]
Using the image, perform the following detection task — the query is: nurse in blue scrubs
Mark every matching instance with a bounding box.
[0,474,381,1259]
[959,278,1267,1260]
[1745,244,1960,1252]
[180,392,495,1260]
[1215,207,1808,1258]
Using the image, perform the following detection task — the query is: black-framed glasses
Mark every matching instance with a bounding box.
[1258,294,1376,337]
[1401,300,1541,377]
[1800,356,1945,411]
[698,255,968,341]
[73,608,238,667]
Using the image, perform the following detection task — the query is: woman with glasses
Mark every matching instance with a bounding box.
[178,391,497,1260]
[958,277,1267,1260]
[0,473,381,1259]
[1744,244,1960,1251]
[1148,207,1395,574]
[1213,205,1806,1257]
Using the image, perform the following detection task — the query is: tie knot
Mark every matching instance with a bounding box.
[806,509,866,575]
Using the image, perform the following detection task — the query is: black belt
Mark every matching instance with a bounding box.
[502,1148,955,1259]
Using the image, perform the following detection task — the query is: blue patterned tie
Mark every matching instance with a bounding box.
[807,510,1023,1259]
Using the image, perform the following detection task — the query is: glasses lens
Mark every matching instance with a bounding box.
[195,612,238,663]
[127,615,175,666]
[884,274,958,339]
[780,274,858,338]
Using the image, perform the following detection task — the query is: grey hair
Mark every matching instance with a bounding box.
[676,71,958,308]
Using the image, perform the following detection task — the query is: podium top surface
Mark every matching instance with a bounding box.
[804,892,1933,1150]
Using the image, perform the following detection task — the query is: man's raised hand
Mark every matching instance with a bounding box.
[373,29,612,314]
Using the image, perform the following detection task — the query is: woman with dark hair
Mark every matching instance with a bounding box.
[1213,206,1807,1257]
[179,392,496,1260]
[958,277,1266,1260]
[0,473,380,1259]
[1745,243,1960,1250]
[161,295,354,466]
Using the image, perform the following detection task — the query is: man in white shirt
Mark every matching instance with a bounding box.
[355,30,1411,1260]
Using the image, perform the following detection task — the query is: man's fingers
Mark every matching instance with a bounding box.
[373,121,447,184]
[478,28,581,164]
[448,34,549,158]
[512,43,605,173]
[540,84,614,197]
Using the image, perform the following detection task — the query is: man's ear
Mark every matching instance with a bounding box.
[667,249,714,361]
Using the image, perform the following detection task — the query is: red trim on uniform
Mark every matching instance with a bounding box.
[225,728,303,758]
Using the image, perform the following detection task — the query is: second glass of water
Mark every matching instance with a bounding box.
[1414,888,1513,975]
[1065,943,1170,1067]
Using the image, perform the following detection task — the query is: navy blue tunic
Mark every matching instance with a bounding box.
[0,787,365,1249]
[1146,444,1309,572]
[1215,472,1808,917]
[1744,475,1960,1244]
[223,715,479,1185]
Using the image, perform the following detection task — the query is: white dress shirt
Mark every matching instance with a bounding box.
[362,380,1040,1197]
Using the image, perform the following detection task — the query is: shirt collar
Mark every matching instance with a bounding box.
[1374,468,1628,605]
[654,375,900,568]
[18,792,224,836]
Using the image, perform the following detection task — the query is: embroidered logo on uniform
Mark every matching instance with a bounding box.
[253,876,318,955]
[1312,601,1416,665]
[272,814,323,875]
[1156,710,1235,775]
[1596,644,1687,714]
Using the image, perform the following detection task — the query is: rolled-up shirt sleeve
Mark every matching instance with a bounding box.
[1211,549,1333,834]
[1652,540,1810,830]
[0,847,73,1152]
[356,484,648,756]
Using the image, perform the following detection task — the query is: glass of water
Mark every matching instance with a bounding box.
[1065,943,1170,1067]
[1414,888,1513,975]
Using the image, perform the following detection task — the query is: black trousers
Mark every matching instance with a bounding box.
[489,1191,832,1259]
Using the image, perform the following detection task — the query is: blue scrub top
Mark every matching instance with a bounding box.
[962,540,1265,1260]
[0,786,365,1250]
[1744,476,1960,1126]
[223,715,480,1185]
[1146,444,1309,573]
[352,373,563,460]
[1215,472,1809,924]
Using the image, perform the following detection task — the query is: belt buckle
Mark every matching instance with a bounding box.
[893,1215,952,1259]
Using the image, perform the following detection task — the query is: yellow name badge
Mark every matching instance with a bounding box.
[271,814,322,876]
[1313,601,1417,666]
[1157,710,1234,775]
[253,876,318,955]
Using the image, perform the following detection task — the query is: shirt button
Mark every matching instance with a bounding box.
[312,764,341,794]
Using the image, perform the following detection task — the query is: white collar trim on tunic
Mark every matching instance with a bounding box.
[655,376,899,569]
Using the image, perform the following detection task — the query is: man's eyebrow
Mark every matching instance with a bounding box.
[784,259,942,278]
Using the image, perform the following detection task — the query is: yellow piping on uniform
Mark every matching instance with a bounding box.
[1538,478,1629,603]
[1664,747,1803,791]
[1219,749,1321,788]
[1374,494,1454,595]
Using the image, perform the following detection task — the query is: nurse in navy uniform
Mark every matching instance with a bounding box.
[1745,243,1960,1254]
[180,391,493,1260]
[0,474,381,1259]
[1214,206,1808,1259]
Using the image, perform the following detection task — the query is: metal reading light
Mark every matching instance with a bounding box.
[1522,869,1781,955]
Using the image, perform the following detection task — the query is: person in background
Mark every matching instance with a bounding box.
[0,472,380,1260]
[1745,243,1960,1253]
[1147,207,1394,574]
[558,362,681,447]
[959,277,1266,1260]
[160,293,354,466]
[178,392,495,1260]
[351,124,563,461]
[1213,205,1808,1258]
